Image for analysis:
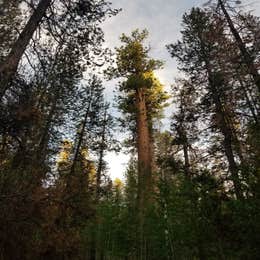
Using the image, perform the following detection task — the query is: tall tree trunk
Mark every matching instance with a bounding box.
[96,108,107,201]
[177,124,190,176]
[135,88,152,260]
[218,0,260,95]
[96,143,104,200]
[70,99,92,175]
[0,0,52,99]
[199,35,244,199]
[209,72,243,199]
[237,76,259,124]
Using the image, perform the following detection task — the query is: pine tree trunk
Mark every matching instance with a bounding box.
[0,0,52,99]
[199,36,244,199]
[177,125,190,176]
[70,100,92,175]
[209,72,243,199]
[136,88,153,194]
[135,88,152,259]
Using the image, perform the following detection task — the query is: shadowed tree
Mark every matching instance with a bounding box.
[167,8,245,199]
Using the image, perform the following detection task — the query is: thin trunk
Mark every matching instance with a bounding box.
[199,35,243,199]
[0,0,52,98]
[209,72,243,199]
[237,77,259,124]
[218,0,260,94]
[96,108,107,201]
[179,97,191,177]
[96,147,104,200]
[70,99,92,175]
[177,124,190,176]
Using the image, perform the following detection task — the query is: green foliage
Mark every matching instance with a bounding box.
[113,30,169,142]
[115,29,163,77]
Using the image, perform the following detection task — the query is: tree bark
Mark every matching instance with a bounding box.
[0,0,52,99]
[136,88,152,203]
[135,88,152,260]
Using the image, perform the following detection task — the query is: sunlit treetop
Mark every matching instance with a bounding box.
[57,140,73,165]
[114,177,124,188]
[110,29,163,78]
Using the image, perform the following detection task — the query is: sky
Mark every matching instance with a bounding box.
[101,0,260,180]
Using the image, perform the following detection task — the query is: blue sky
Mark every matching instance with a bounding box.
[102,0,260,180]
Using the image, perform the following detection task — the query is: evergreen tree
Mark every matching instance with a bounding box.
[167,8,248,199]
[109,29,169,258]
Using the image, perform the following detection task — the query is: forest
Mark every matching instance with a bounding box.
[0,0,259,259]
